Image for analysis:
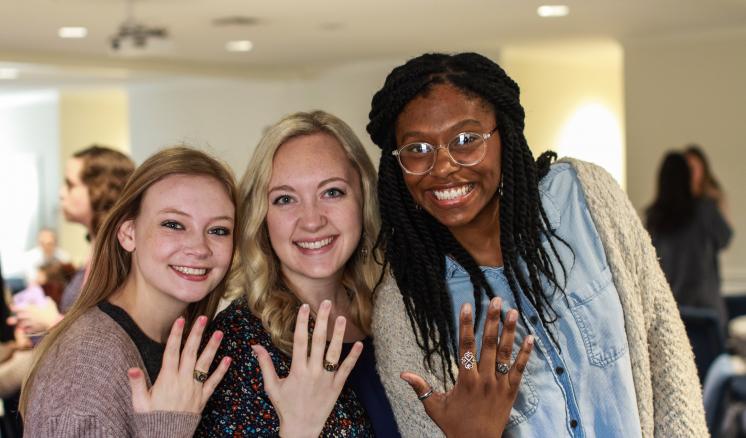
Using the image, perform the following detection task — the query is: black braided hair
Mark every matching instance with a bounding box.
[367,52,568,384]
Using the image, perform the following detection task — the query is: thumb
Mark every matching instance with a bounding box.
[127,368,150,413]
[251,345,280,397]
[400,371,436,409]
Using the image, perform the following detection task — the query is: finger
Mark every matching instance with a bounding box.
[333,341,362,388]
[457,303,477,379]
[478,297,502,374]
[202,356,232,400]
[194,329,223,376]
[127,368,150,413]
[252,345,280,398]
[161,317,185,372]
[6,316,18,326]
[496,309,519,371]
[291,304,311,367]
[324,316,347,368]
[309,300,331,368]
[400,372,438,412]
[508,335,534,389]
[180,315,208,373]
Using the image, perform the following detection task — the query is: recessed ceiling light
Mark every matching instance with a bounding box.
[59,27,88,38]
[537,5,569,17]
[0,68,19,80]
[226,40,253,52]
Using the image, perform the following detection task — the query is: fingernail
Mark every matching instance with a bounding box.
[322,300,331,309]
[213,331,224,341]
[199,316,207,326]
[224,356,232,365]
[300,304,309,312]
[177,317,185,328]
[526,335,534,346]
[250,344,258,356]
[492,297,502,310]
[508,310,518,323]
[462,304,472,317]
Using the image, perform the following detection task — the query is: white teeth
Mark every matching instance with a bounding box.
[296,237,333,250]
[172,266,207,276]
[432,184,474,201]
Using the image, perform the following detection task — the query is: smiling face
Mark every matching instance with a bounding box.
[395,84,502,234]
[266,132,363,287]
[117,174,235,307]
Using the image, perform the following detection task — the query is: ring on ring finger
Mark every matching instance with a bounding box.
[323,360,339,372]
[193,369,209,383]
[496,361,510,375]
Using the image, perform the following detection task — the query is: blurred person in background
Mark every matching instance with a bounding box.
[646,151,733,329]
[22,228,70,286]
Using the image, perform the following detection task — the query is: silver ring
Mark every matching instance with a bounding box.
[417,388,434,401]
[461,351,475,370]
[496,362,510,375]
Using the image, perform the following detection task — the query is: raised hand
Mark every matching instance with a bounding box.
[401,297,534,438]
[251,300,363,438]
[127,315,232,414]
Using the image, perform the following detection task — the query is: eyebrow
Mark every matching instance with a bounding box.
[157,208,233,222]
[399,118,485,144]
[268,177,349,194]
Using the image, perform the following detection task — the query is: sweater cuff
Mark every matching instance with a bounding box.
[134,411,200,438]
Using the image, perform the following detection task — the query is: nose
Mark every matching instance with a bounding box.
[184,232,212,259]
[429,146,460,178]
[299,201,327,232]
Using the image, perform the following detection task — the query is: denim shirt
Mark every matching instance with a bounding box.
[446,164,641,437]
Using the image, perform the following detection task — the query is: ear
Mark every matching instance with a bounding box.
[117,219,136,253]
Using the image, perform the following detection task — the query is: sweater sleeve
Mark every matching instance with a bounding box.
[569,159,708,437]
[372,273,445,438]
[133,411,200,438]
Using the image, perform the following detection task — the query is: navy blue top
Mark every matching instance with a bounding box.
[342,337,401,437]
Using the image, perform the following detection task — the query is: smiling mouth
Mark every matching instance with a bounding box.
[294,236,335,250]
[431,183,475,201]
[171,265,209,276]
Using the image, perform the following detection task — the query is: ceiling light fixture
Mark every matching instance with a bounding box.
[59,27,88,38]
[0,68,19,80]
[226,40,253,52]
[537,5,570,17]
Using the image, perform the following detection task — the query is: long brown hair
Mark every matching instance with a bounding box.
[21,146,238,414]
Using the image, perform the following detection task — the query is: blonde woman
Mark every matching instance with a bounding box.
[197,111,399,436]
[22,147,237,437]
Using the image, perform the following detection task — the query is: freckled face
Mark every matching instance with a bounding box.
[266,133,363,285]
[59,158,93,227]
[118,174,235,306]
[395,84,502,233]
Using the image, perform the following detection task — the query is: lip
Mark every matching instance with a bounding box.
[169,265,211,282]
[426,182,476,208]
[293,235,338,255]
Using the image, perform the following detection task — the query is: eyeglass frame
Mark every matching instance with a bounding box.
[391,127,498,175]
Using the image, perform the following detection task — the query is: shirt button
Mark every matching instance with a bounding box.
[530,315,539,324]
[555,366,564,375]
[570,419,578,428]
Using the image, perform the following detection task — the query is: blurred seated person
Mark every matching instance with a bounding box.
[646,151,733,330]
[22,229,70,286]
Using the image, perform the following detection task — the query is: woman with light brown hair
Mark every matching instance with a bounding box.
[197,110,397,436]
[22,146,237,437]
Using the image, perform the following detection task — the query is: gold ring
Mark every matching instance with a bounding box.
[193,369,209,383]
[323,360,339,372]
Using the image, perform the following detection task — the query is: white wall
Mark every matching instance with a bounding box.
[0,90,59,276]
[624,29,746,292]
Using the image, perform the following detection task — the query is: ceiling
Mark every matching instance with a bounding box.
[1,0,746,77]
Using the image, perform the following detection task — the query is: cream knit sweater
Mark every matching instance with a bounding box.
[372,159,708,437]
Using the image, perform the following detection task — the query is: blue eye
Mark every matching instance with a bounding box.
[161,220,184,230]
[272,194,294,205]
[323,187,346,198]
[208,227,231,236]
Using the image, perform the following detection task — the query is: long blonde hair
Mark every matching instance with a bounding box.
[21,146,238,414]
[230,110,380,354]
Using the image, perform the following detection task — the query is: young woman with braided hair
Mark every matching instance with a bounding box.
[367,52,707,437]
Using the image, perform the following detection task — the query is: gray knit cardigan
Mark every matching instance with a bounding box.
[24,306,200,437]
[372,159,708,437]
